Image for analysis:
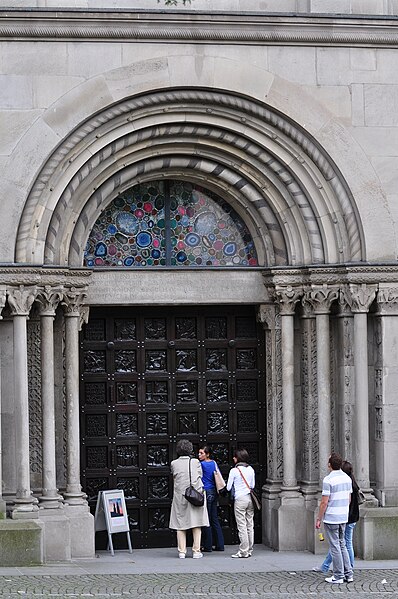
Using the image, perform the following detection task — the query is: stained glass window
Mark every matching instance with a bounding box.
[84,180,258,267]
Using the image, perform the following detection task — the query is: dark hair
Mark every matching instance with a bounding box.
[342,460,358,487]
[234,448,249,464]
[176,439,193,457]
[199,445,212,457]
[329,452,343,470]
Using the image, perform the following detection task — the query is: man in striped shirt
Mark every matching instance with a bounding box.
[315,452,353,584]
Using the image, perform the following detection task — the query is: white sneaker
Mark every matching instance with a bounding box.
[325,576,344,584]
[231,552,249,558]
[192,552,203,559]
[178,552,186,559]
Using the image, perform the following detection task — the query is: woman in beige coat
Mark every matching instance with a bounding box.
[169,439,209,559]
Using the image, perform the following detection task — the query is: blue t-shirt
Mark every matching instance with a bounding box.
[200,460,217,491]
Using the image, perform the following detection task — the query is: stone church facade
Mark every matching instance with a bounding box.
[0,0,398,563]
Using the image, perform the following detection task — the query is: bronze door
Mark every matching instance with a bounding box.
[80,306,266,549]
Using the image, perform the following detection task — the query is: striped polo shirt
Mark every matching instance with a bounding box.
[322,469,352,524]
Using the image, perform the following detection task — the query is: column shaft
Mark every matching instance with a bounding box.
[64,313,84,503]
[354,311,370,488]
[281,313,296,488]
[14,315,37,509]
[40,313,61,507]
[316,313,331,482]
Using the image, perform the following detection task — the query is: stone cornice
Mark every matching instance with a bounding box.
[0,266,91,287]
[263,264,398,288]
[1,10,398,47]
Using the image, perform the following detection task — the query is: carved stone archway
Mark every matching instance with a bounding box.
[16,88,365,268]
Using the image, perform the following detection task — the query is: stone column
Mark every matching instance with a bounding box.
[336,295,355,462]
[344,284,377,495]
[272,286,306,551]
[302,285,338,554]
[275,286,302,491]
[373,286,398,507]
[0,286,7,516]
[303,285,339,483]
[61,288,89,506]
[299,296,318,493]
[7,285,39,516]
[37,287,64,509]
[257,304,282,548]
[61,288,94,559]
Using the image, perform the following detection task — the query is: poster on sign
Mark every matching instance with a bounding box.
[102,489,129,534]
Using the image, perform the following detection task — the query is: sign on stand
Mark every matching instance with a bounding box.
[94,489,132,556]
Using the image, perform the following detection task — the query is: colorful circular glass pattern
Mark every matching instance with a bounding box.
[84,180,258,267]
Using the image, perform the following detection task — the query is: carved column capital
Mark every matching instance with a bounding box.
[36,286,64,317]
[274,286,303,315]
[61,287,88,317]
[342,284,377,313]
[302,284,339,315]
[7,285,38,316]
[376,286,398,315]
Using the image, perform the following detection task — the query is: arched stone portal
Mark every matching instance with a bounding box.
[12,87,377,557]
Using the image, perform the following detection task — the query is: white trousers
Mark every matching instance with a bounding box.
[177,527,202,555]
[234,494,254,556]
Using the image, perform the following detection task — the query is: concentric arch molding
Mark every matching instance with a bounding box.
[15,88,365,268]
[2,10,398,48]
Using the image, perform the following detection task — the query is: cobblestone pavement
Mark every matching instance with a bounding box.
[0,569,397,598]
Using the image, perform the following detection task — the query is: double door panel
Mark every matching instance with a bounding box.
[80,306,265,548]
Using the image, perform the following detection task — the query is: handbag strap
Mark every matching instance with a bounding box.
[188,457,192,486]
[236,466,252,490]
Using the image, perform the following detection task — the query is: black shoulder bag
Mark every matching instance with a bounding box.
[184,457,205,507]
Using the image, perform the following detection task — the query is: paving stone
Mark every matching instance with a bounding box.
[0,569,397,598]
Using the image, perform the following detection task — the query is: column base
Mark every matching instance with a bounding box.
[262,483,281,548]
[39,494,64,509]
[63,491,88,506]
[12,502,39,519]
[306,503,330,555]
[39,509,71,562]
[360,488,379,507]
[271,493,306,550]
[64,504,95,558]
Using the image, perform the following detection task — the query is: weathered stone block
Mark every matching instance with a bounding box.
[0,520,43,566]
[355,507,398,560]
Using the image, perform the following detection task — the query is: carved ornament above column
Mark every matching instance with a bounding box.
[7,285,38,317]
[274,286,303,316]
[61,287,88,318]
[376,286,398,315]
[257,304,280,330]
[302,284,339,315]
[342,284,377,313]
[0,286,6,320]
[36,286,64,317]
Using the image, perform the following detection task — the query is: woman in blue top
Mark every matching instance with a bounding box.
[198,445,225,552]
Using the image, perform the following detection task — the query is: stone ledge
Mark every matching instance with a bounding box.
[356,507,398,560]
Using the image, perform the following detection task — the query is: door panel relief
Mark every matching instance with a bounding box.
[80,307,265,549]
